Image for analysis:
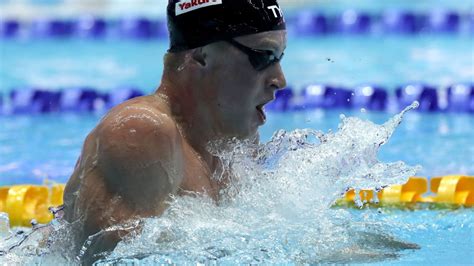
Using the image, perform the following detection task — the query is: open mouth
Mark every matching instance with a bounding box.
[256,104,266,123]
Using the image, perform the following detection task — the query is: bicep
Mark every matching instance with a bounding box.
[97,109,183,210]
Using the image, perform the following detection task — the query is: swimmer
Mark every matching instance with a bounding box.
[63,0,287,263]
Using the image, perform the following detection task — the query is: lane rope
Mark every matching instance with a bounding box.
[0,175,472,227]
[1,10,473,39]
[0,84,473,115]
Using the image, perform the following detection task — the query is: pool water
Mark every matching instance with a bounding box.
[0,1,473,264]
[1,34,473,184]
[1,103,472,265]
[1,35,472,92]
[101,209,474,265]
[2,208,473,265]
[0,109,473,186]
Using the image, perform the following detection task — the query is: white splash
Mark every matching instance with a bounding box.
[103,103,421,264]
[0,103,422,264]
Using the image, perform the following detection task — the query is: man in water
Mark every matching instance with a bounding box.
[63,0,287,262]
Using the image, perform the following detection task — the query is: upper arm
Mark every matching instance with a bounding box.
[96,105,184,211]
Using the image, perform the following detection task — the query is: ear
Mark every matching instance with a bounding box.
[190,47,207,67]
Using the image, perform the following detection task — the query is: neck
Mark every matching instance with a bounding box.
[156,74,219,169]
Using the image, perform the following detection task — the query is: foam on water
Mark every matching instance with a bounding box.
[1,103,422,264]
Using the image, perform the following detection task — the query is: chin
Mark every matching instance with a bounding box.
[242,126,259,141]
[220,117,258,140]
[248,131,260,143]
[226,126,257,140]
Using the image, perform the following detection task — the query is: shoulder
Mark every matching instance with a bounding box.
[97,97,182,154]
[95,99,184,191]
[98,99,179,144]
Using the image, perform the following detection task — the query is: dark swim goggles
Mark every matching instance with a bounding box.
[227,39,284,71]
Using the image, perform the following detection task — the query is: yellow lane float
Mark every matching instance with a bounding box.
[0,176,472,227]
[0,184,64,227]
[337,175,473,207]
[434,175,474,206]
[380,177,428,203]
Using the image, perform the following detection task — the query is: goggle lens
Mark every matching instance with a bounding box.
[227,39,284,71]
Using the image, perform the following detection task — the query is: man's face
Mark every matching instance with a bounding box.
[202,30,287,139]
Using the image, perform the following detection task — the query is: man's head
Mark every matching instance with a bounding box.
[167,0,286,52]
[163,0,287,139]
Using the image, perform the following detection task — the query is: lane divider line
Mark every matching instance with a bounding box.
[0,176,472,227]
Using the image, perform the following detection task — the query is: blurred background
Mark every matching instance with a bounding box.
[0,0,473,185]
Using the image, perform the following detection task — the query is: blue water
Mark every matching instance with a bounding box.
[1,33,472,185]
[1,35,473,93]
[99,209,474,265]
[340,209,474,266]
[0,109,473,186]
[0,2,473,264]
[2,104,473,265]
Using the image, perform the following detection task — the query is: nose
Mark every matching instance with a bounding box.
[266,63,287,91]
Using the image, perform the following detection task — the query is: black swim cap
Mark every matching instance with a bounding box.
[167,0,286,52]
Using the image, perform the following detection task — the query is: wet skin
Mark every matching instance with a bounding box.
[63,30,287,262]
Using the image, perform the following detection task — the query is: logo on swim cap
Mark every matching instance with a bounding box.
[267,5,283,19]
[175,0,223,16]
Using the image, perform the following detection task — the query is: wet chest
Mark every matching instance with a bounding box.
[178,144,218,199]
